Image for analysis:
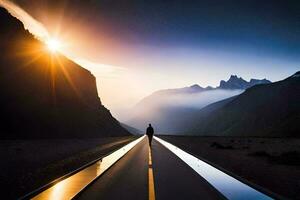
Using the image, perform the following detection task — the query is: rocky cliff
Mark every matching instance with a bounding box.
[0,7,130,138]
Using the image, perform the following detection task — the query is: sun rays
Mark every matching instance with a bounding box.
[46,38,62,53]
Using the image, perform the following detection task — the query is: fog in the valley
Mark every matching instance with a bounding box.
[124,89,244,132]
[154,89,243,109]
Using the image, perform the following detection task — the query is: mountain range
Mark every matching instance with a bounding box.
[127,72,299,137]
[126,75,271,133]
[185,72,300,137]
[219,75,271,90]
[0,7,129,138]
[150,75,271,95]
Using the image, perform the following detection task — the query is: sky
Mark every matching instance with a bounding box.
[1,0,300,118]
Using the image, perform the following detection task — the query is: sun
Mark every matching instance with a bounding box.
[46,38,61,52]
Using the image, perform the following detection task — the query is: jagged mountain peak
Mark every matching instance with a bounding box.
[219,75,270,90]
[229,75,245,80]
[151,74,271,98]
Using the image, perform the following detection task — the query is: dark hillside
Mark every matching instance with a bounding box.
[0,7,130,138]
[189,72,300,137]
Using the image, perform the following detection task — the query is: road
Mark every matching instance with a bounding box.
[75,137,225,200]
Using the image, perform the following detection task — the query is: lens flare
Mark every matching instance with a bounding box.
[46,38,61,52]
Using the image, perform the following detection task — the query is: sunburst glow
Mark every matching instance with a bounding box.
[46,38,61,52]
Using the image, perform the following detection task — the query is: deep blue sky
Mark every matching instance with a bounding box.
[16,0,300,59]
[89,0,300,59]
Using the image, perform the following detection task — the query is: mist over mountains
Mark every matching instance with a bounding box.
[127,71,300,137]
[186,72,300,137]
[126,75,271,132]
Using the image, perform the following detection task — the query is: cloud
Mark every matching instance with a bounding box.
[135,89,243,112]
[124,88,244,130]
[163,89,243,108]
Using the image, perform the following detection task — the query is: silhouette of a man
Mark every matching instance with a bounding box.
[146,124,154,146]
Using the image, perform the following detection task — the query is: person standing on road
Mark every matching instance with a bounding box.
[146,124,154,146]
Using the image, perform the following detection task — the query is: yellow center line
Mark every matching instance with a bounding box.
[149,147,152,165]
[148,146,156,200]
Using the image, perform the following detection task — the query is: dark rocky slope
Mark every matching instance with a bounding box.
[0,7,129,138]
[188,72,300,137]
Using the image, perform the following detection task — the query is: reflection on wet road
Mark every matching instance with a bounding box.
[154,136,273,200]
[32,136,145,200]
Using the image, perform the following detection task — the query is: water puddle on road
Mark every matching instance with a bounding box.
[154,136,273,200]
[31,136,145,200]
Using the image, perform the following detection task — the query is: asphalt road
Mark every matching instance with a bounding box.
[76,137,225,200]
